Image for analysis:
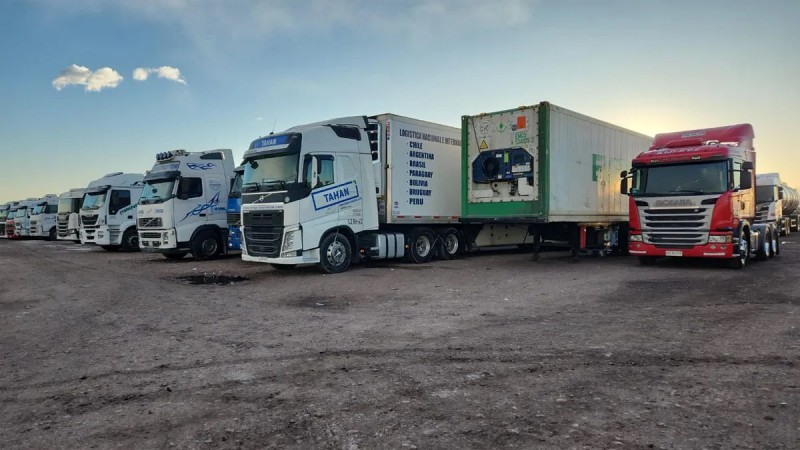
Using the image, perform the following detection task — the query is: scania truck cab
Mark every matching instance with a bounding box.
[622,124,775,269]
[80,172,144,251]
[226,164,245,252]
[29,194,59,240]
[756,173,799,236]
[57,188,85,242]
[137,149,235,260]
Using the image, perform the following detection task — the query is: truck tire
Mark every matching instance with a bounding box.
[638,256,657,266]
[774,233,781,256]
[48,227,57,241]
[192,230,221,261]
[121,228,140,252]
[436,228,462,260]
[405,227,435,264]
[318,232,352,274]
[756,229,770,261]
[768,227,777,257]
[728,229,749,269]
[164,252,188,260]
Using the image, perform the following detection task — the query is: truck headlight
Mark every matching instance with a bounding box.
[708,235,732,243]
[282,229,300,252]
[629,234,643,242]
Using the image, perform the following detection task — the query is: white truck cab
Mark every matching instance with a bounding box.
[79,172,144,251]
[13,198,42,238]
[29,194,59,240]
[0,203,10,238]
[57,188,86,242]
[137,149,235,260]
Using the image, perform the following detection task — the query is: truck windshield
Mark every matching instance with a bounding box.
[755,186,775,203]
[16,206,28,217]
[632,161,729,196]
[7,211,16,219]
[58,198,77,213]
[229,172,244,198]
[141,179,176,204]
[32,204,46,215]
[82,191,108,210]
[243,153,300,193]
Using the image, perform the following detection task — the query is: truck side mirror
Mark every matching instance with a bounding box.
[742,161,754,171]
[778,187,784,200]
[310,156,320,189]
[740,172,752,190]
[619,170,629,195]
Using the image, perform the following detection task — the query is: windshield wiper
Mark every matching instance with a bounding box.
[670,189,706,195]
[242,182,261,193]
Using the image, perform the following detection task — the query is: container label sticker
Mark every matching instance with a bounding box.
[514,132,530,145]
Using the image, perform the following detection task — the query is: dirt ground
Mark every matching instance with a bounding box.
[1,237,798,449]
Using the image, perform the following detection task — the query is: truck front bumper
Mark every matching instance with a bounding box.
[628,234,735,258]
[139,228,186,253]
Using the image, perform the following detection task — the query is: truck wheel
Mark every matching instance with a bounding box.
[436,228,462,260]
[192,230,221,260]
[48,227,57,241]
[121,228,140,252]
[318,232,352,274]
[638,256,657,266]
[756,230,770,261]
[406,227,435,264]
[768,228,777,257]
[728,230,749,269]
[774,233,781,256]
[164,252,188,260]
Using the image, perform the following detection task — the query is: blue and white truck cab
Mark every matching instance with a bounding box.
[226,164,245,252]
[137,149,236,260]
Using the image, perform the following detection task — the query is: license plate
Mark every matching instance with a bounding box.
[665,250,683,257]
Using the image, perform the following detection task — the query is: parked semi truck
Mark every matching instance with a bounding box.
[4,202,21,238]
[28,194,59,240]
[240,114,464,272]
[622,124,777,269]
[79,172,144,251]
[137,149,236,260]
[13,198,43,238]
[462,102,652,260]
[0,202,10,238]
[756,173,800,236]
[57,188,85,242]
[226,164,244,252]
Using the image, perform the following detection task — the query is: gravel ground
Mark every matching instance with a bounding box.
[1,237,798,449]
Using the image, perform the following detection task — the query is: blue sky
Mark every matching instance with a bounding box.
[1,0,799,203]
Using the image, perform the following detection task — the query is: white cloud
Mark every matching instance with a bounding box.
[133,66,187,84]
[52,64,124,92]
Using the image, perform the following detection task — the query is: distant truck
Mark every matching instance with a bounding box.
[756,173,800,236]
[137,149,236,260]
[462,101,652,260]
[622,124,777,269]
[28,194,59,240]
[56,188,85,242]
[12,198,43,238]
[226,164,245,252]
[4,202,20,238]
[79,172,144,251]
[0,202,10,238]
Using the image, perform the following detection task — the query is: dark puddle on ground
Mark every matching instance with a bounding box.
[176,274,249,285]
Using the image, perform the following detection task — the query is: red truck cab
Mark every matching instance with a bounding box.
[621,124,777,269]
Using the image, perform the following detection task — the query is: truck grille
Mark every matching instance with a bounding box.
[243,226,282,257]
[57,218,69,237]
[138,217,163,228]
[140,231,161,239]
[639,206,711,248]
[243,210,284,227]
[81,214,99,226]
[754,204,770,223]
